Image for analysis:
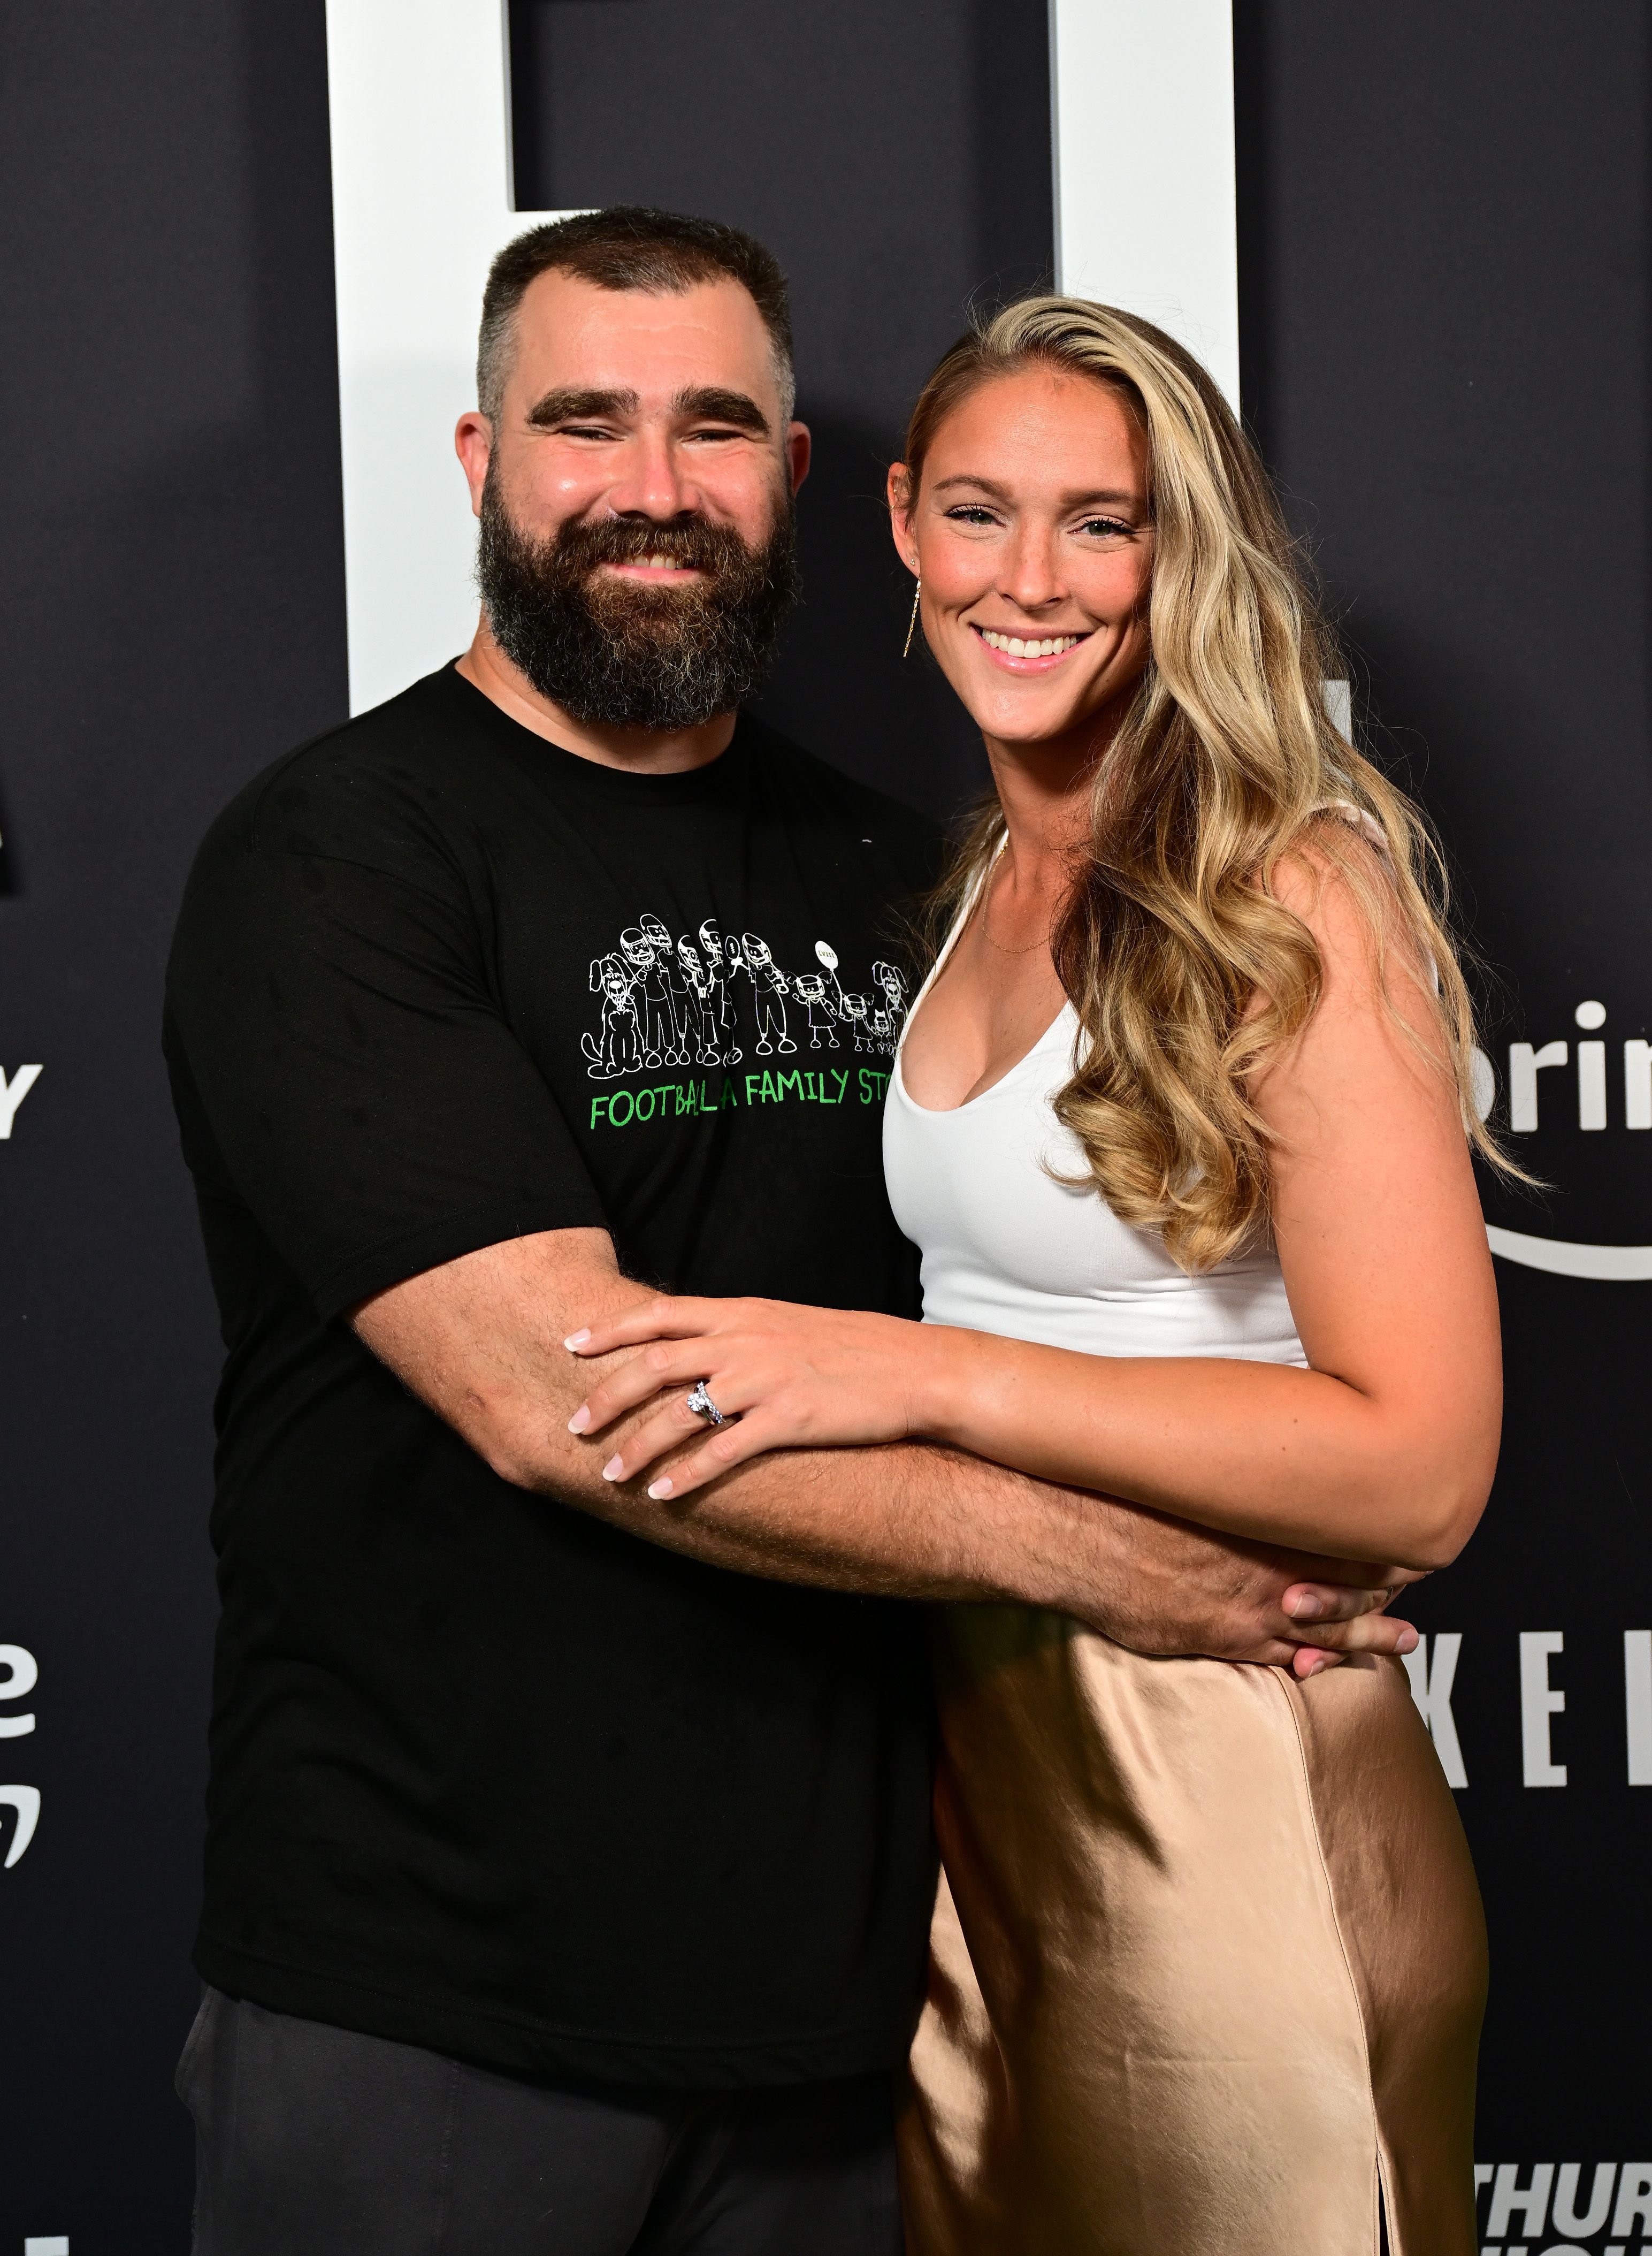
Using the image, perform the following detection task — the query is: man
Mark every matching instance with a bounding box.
[164,208,1412,2253]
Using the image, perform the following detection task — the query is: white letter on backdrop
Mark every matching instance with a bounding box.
[1612,2163,1652,2237]
[0,1644,37,1739]
[1401,1633,1467,1787]
[1625,1630,1652,1786]
[325,0,578,714]
[1518,1631,1567,1787]
[0,1785,41,1869]
[0,1063,43,1138]
[1507,1040,1567,1132]
[1049,0,1239,405]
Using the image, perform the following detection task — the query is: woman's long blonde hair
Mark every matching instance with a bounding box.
[901,296,1503,1272]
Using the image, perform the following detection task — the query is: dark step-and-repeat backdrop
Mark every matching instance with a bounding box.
[1,3,1645,2246]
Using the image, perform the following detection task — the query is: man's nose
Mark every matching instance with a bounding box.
[603,430,701,522]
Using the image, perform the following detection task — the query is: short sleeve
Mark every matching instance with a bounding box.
[165,821,607,1320]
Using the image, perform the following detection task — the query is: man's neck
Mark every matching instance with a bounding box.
[456,622,737,775]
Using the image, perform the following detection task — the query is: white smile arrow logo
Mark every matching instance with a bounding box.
[1486,1227,1652,1282]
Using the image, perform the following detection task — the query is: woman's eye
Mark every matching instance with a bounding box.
[944,506,999,527]
[1077,516,1134,542]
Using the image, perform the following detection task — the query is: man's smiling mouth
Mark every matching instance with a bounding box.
[607,554,701,576]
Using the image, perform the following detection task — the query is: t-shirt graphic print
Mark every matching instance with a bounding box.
[582,905,911,1148]
[163,665,942,2092]
[585,913,908,1082]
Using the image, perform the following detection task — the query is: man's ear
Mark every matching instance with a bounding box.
[455,411,493,519]
[786,420,812,497]
[886,462,920,575]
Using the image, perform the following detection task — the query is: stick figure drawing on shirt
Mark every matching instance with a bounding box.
[676,937,722,1066]
[617,928,666,1068]
[870,960,909,1045]
[583,951,644,1079]
[699,918,740,1064]
[741,934,795,1055]
[724,931,753,1017]
[813,940,849,1020]
[582,914,898,1081]
[639,913,690,1065]
[791,972,839,1048]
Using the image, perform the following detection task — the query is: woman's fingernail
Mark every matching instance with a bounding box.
[564,1330,590,1350]
[647,1479,674,1500]
[1288,1591,1322,1621]
[567,1405,591,1434]
[1305,1656,1327,1676]
[1395,1624,1419,1652]
[601,1455,624,1482]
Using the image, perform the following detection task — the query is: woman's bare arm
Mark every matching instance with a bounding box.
[573,851,1500,1571]
[351,1223,1422,1669]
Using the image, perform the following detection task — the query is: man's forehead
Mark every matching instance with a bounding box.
[509,268,778,398]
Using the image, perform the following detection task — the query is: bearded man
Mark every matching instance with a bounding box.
[163,208,1416,2254]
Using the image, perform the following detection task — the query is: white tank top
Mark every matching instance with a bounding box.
[884,911,1309,1368]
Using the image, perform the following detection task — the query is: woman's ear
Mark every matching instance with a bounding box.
[886,462,921,576]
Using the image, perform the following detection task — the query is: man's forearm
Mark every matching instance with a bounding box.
[550,1427,1101,1611]
[535,1429,1405,1667]
[357,1230,1097,1614]
[353,1229,1404,1666]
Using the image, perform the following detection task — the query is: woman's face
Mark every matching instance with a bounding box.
[890,368,1154,758]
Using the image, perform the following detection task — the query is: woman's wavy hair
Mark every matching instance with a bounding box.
[899,296,1505,1272]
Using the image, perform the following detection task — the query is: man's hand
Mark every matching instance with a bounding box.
[1060,1492,1421,1675]
[353,1226,1419,1673]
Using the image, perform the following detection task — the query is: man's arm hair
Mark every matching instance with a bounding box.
[352,1227,1414,1666]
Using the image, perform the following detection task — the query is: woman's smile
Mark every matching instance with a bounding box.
[970,623,1089,669]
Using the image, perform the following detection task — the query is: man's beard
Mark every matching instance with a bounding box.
[475,470,800,730]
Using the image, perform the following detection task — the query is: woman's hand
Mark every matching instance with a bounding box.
[564,1297,945,1499]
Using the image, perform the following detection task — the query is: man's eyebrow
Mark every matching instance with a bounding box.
[671,386,772,435]
[931,473,1144,509]
[525,387,640,427]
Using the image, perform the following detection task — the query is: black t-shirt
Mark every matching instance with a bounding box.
[164,665,943,2088]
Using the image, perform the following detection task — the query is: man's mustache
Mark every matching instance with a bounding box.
[546,514,761,585]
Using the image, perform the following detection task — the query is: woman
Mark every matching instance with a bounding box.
[564,300,1497,2253]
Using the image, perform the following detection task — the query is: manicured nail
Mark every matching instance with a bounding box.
[647,1479,674,1500]
[564,1330,590,1350]
[601,1455,624,1482]
[567,1405,591,1434]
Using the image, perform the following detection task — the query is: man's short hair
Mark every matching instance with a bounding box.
[477,206,796,431]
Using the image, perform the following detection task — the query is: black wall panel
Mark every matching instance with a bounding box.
[1236,0,1650,2189]
[0,4,346,2243]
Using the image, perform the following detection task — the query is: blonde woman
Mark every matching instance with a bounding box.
[567,300,1496,2253]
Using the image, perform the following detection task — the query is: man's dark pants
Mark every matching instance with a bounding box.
[177,1988,904,2255]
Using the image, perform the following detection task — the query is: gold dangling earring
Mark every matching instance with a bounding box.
[902,577,922,660]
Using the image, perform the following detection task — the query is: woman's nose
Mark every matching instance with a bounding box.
[1000,529,1063,613]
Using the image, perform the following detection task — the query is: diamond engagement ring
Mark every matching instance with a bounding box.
[685,1380,728,1428]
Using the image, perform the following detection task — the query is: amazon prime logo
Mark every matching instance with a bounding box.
[1471,1000,1652,1280]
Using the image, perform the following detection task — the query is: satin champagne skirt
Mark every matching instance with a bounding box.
[900,1612,1487,2256]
